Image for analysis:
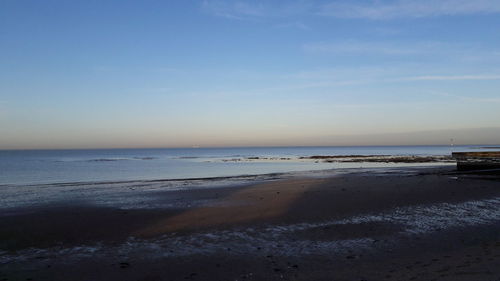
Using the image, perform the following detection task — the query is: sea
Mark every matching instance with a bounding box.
[1,145,498,186]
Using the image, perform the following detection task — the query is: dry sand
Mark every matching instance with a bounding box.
[1,167,500,280]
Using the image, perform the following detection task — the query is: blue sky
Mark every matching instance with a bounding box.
[1,0,500,149]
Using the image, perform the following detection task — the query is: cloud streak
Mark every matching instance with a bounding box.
[274,22,309,30]
[433,91,500,103]
[203,0,500,21]
[281,67,500,91]
[302,40,500,66]
[404,75,500,81]
[303,41,441,55]
[201,1,268,20]
[201,1,312,21]
[320,0,500,20]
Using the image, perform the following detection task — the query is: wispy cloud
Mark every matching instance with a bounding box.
[302,40,500,65]
[320,0,500,20]
[274,22,309,30]
[404,74,500,81]
[203,0,500,21]
[303,41,442,55]
[92,66,185,76]
[433,91,500,103]
[284,67,500,90]
[201,1,268,20]
[201,1,312,21]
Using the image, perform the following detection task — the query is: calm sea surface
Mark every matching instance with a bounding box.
[0,146,498,185]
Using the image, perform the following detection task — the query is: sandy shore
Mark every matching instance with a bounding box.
[1,167,500,280]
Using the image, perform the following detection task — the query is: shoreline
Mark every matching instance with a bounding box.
[1,162,454,187]
[0,165,455,211]
[1,152,458,186]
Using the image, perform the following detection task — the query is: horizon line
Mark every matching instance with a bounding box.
[2,143,500,151]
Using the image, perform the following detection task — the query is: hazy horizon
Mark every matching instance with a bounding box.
[1,1,500,150]
[1,127,500,150]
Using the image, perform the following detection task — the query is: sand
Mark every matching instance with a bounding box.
[1,166,500,280]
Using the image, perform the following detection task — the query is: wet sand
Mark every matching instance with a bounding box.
[1,167,500,280]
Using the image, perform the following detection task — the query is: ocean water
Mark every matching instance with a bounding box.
[1,145,498,186]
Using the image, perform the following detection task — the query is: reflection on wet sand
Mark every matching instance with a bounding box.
[136,178,325,236]
[3,169,500,281]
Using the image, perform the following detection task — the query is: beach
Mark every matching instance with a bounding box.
[4,0,500,279]
[1,166,500,280]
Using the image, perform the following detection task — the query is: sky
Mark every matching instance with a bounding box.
[1,0,500,149]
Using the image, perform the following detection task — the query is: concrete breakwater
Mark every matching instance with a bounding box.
[452,151,500,171]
